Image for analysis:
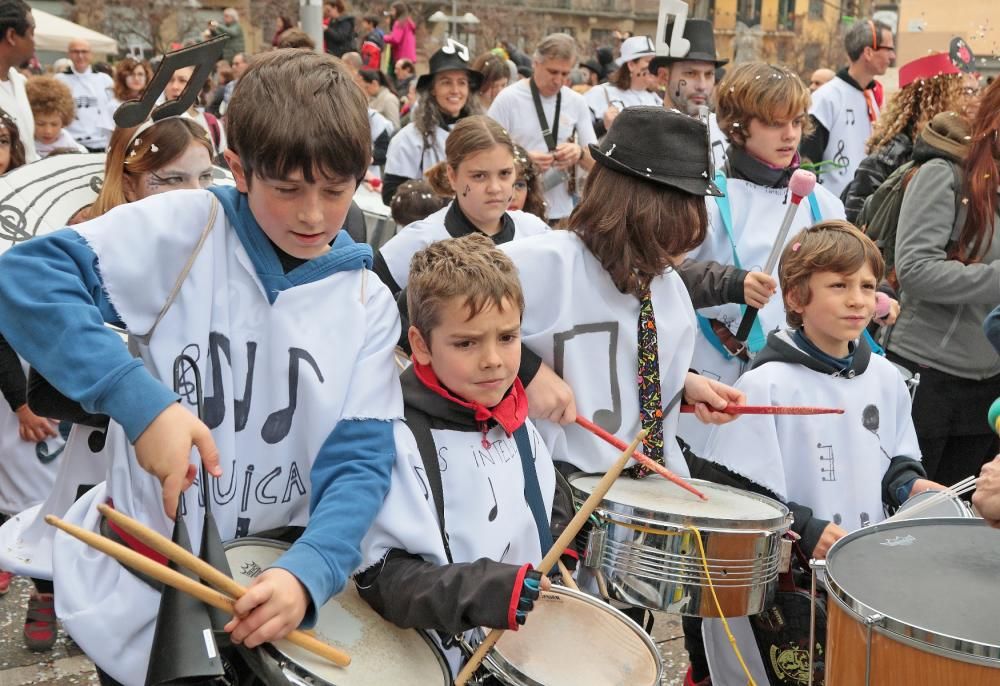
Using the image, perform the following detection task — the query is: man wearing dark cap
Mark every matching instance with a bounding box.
[649,18,729,170]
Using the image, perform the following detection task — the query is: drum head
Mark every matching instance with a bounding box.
[490,587,661,686]
[226,539,449,685]
[895,489,973,519]
[825,519,1000,654]
[570,473,788,528]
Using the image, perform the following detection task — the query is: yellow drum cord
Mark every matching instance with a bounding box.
[689,525,757,686]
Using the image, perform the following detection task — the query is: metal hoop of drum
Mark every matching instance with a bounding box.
[459,586,663,686]
[892,488,975,520]
[225,538,450,686]
[890,361,920,401]
[814,518,1000,686]
[569,474,792,617]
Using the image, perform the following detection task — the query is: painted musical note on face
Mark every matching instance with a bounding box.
[553,322,622,433]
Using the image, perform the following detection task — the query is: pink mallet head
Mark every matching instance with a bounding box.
[788,169,817,203]
[875,291,891,319]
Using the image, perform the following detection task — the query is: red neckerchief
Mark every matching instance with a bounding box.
[412,361,528,448]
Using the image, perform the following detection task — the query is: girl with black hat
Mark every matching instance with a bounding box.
[381,39,483,205]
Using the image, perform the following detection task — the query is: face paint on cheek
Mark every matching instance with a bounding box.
[463,185,470,198]
[675,79,687,101]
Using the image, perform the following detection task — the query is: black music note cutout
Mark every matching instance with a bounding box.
[413,466,429,500]
[114,36,227,128]
[261,348,325,444]
[832,140,849,170]
[845,108,856,126]
[862,404,891,460]
[487,477,498,521]
[818,442,836,482]
[554,322,622,433]
[202,332,257,432]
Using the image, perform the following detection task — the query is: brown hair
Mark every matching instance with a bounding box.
[568,165,707,297]
[25,75,75,126]
[714,62,813,147]
[779,220,885,327]
[513,143,547,221]
[415,76,483,147]
[956,77,1000,263]
[424,115,515,196]
[407,233,525,342]
[276,28,315,50]
[608,62,632,90]
[390,179,447,226]
[0,112,25,172]
[90,117,213,218]
[227,49,370,184]
[471,52,508,95]
[112,58,152,102]
[867,74,964,152]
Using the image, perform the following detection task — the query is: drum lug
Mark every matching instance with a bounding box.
[583,526,606,568]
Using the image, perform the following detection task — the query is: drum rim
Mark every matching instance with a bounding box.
[823,518,1000,665]
[569,473,792,531]
[479,586,663,686]
[895,490,973,518]
[223,537,452,685]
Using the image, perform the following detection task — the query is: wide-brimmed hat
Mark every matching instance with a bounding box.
[588,106,722,197]
[616,35,657,66]
[649,19,728,74]
[416,39,483,92]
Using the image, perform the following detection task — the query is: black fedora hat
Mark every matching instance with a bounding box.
[416,39,483,92]
[588,106,723,197]
[649,19,728,74]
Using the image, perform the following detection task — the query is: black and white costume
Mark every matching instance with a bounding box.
[56,67,115,151]
[0,68,37,161]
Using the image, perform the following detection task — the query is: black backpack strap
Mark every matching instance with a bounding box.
[403,408,453,563]
[513,424,554,553]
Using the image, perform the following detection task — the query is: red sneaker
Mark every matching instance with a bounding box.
[24,592,57,652]
[0,570,13,594]
[684,665,713,686]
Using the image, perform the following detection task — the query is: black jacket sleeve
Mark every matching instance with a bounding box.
[676,259,748,308]
[382,173,410,206]
[355,551,524,636]
[0,333,26,413]
[882,454,927,509]
[799,115,829,166]
[844,152,892,224]
[27,368,107,427]
[372,129,391,169]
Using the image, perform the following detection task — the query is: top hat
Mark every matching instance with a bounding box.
[616,35,657,66]
[588,106,722,197]
[416,39,483,92]
[649,19,728,74]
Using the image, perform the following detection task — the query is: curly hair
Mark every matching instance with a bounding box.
[415,77,482,158]
[25,75,75,126]
[867,73,964,152]
[112,57,153,102]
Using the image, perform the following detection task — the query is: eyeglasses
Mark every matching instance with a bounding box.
[873,45,895,53]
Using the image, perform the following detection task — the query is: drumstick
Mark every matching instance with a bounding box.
[678,404,844,415]
[454,429,646,686]
[556,559,578,591]
[575,416,707,501]
[44,515,351,668]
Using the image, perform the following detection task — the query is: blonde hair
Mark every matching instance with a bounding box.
[425,115,515,196]
[407,233,525,342]
[714,62,813,147]
[25,75,75,126]
[867,74,964,152]
[779,220,885,328]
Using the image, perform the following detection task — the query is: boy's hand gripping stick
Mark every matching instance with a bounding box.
[734,169,817,343]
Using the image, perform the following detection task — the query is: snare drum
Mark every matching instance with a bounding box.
[822,518,1000,685]
[893,489,975,520]
[469,587,663,686]
[570,474,792,617]
[226,538,450,686]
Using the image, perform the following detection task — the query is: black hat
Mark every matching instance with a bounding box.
[416,39,482,92]
[581,58,604,79]
[649,19,728,74]
[588,106,722,197]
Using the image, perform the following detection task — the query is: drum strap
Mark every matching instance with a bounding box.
[513,425,554,553]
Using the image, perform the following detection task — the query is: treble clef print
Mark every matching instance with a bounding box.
[833,140,849,170]
[0,204,30,245]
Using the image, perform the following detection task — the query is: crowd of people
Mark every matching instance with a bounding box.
[0,0,997,684]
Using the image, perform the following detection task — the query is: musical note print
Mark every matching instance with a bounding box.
[202,332,257,432]
[413,466,429,500]
[0,204,30,244]
[862,404,891,460]
[554,322,622,433]
[845,108,856,126]
[832,140,850,170]
[487,477,498,522]
[817,442,836,482]
[261,347,324,444]
[499,541,511,562]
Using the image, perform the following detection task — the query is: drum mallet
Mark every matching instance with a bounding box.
[734,169,817,343]
[45,513,352,668]
[453,429,647,686]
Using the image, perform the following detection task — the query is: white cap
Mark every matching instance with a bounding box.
[616,36,656,66]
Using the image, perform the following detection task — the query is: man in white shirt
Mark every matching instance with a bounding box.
[0,0,37,161]
[57,39,114,152]
[488,33,596,223]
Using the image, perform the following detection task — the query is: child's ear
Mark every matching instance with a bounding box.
[408,326,433,366]
[122,173,138,202]
[785,286,805,315]
[224,150,250,193]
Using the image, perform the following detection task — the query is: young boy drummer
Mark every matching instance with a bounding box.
[357,234,573,674]
[699,222,941,685]
[0,49,402,684]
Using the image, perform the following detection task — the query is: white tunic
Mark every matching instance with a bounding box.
[583,83,661,124]
[57,67,115,150]
[51,189,403,685]
[700,333,920,686]
[678,180,845,454]
[369,108,395,177]
[384,121,449,182]
[502,231,694,476]
[809,76,879,198]
[708,113,728,172]
[0,68,37,162]
[360,419,555,670]
[378,203,549,289]
[488,80,598,220]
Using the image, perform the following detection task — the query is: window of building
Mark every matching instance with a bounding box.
[737,0,762,25]
[777,0,795,29]
[691,0,715,20]
[809,0,825,19]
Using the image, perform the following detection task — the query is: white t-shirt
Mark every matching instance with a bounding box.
[384,121,450,182]
[0,68,37,162]
[809,75,879,198]
[488,80,597,220]
[57,67,115,150]
[583,83,661,123]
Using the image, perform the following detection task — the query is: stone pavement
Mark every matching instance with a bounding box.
[0,575,691,686]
